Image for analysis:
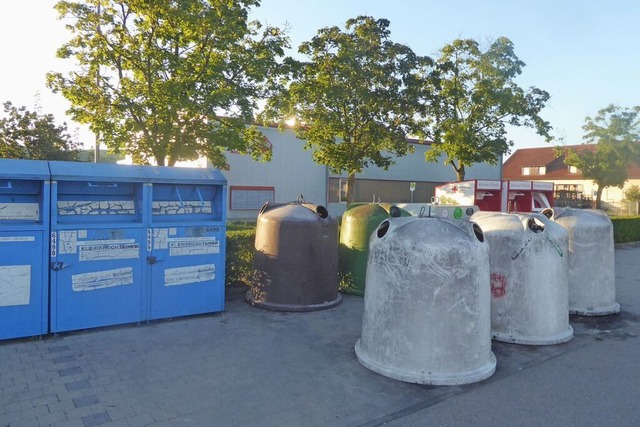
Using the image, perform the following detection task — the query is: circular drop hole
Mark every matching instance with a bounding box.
[389,206,402,218]
[377,220,390,238]
[542,208,553,219]
[316,205,329,219]
[528,217,545,233]
[259,202,270,215]
[473,223,484,242]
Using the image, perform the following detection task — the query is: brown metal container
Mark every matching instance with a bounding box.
[246,198,341,311]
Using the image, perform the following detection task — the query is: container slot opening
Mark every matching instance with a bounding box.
[389,206,401,218]
[316,205,329,219]
[87,182,118,188]
[528,217,545,233]
[377,220,390,238]
[173,186,184,208]
[195,186,205,209]
[473,223,484,242]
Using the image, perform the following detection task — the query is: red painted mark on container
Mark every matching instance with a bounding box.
[491,273,507,298]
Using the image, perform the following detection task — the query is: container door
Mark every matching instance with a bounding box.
[50,227,145,332]
[148,225,225,319]
[0,230,47,340]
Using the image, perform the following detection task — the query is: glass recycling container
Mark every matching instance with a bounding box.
[145,166,227,320]
[248,198,341,311]
[49,161,149,333]
[338,203,409,296]
[0,159,51,340]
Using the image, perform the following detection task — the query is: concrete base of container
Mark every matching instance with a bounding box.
[354,339,497,386]
[492,326,574,346]
[245,291,342,312]
[570,302,620,316]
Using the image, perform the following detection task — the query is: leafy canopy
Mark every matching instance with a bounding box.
[47,0,289,166]
[0,101,80,161]
[560,105,640,208]
[624,184,640,202]
[419,37,552,181]
[261,16,429,202]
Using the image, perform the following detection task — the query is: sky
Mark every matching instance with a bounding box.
[1,0,639,158]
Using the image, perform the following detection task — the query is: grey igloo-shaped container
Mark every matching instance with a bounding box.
[545,208,619,316]
[355,216,496,385]
[471,211,573,345]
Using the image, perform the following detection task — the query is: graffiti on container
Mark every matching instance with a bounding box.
[491,273,507,298]
[511,236,532,260]
[546,236,564,257]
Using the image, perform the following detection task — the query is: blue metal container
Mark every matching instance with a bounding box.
[0,159,51,340]
[49,161,149,332]
[145,166,226,320]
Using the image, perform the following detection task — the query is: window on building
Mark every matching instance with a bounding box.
[340,179,348,203]
[522,166,545,176]
[229,186,275,210]
[568,165,578,174]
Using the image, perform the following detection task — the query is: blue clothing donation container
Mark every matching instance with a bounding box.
[49,161,149,333]
[145,166,226,320]
[0,159,50,340]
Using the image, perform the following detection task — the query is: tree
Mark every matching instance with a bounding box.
[418,37,552,181]
[47,0,289,167]
[560,105,640,209]
[261,16,429,204]
[624,185,640,202]
[0,101,80,161]
[624,184,640,215]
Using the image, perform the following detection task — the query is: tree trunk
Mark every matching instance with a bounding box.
[347,173,356,205]
[452,161,465,181]
[595,186,604,209]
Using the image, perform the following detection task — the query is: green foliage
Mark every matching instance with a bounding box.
[624,185,640,202]
[560,105,640,208]
[611,216,640,244]
[225,227,255,286]
[47,0,289,167]
[261,16,428,203]
[419,37,551,181]
[0,101,80,161]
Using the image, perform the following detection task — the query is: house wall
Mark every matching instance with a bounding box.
[529,178,640,212]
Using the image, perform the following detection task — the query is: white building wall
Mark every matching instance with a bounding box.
[342,144,502,182]
[222,127,501,219]
[223,127,328,219]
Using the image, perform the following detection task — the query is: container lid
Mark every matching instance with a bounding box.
[144,165,226,185]
[49,160,148,182]
[0,158,50,180]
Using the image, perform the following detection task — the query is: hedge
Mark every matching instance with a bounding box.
[611,216,640,244]
[225,228,256,286]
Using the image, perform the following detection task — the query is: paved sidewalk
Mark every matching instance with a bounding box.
[1,244,639,427]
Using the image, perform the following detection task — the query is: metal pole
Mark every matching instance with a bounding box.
[94,1,101,164]
[94,132,100,163]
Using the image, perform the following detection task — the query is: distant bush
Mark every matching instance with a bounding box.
[611,216,640,244]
